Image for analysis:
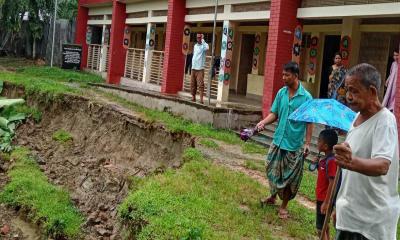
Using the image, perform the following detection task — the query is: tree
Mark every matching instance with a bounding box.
[0,0,53,58]
[58,0,78,21]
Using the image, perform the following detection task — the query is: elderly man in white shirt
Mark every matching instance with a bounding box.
[190,33,209,104]
[334,63,400,240]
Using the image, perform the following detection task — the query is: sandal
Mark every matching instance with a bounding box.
[260,196,276,207]
[278,208,289,219]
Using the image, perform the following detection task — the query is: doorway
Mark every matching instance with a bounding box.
[319,35,341,98]
[237,34,255,95]
[90,26,103,45]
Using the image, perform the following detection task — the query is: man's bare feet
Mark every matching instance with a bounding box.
[278,208,289,219]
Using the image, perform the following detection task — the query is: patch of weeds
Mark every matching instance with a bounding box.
[199,139,219,149]
[182,148,204,162]
[0,152,11,161]
[0,147,83,239]
[241,142,267,155]
[52,129,73,143]
[244,159,265,172]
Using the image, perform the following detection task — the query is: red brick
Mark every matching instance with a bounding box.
[75,4,89,69]
[161,0,186,94]
[262,0,301,117]
[107,0,127,85]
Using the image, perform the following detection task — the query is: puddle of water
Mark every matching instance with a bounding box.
[11,216,41,240]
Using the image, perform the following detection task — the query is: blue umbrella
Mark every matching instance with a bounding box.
[288,99,356,132]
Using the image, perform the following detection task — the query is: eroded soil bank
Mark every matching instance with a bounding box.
[0,83,194,239]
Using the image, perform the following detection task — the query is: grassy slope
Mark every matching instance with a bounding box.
[0,148,83,238]
[119,149,316,240]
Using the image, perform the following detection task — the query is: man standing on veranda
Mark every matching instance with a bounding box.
[256,61,313,219]
[191,33,209,104]
[334,63,400,240]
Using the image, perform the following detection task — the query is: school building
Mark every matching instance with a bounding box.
[76,0,400,118]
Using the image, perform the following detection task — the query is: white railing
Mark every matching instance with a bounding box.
[183,56,218,99]
[87,44,102,71]
[105,45,110,73]
[149,50,164,86]
[301,0,398,7]
[124,48,145,81]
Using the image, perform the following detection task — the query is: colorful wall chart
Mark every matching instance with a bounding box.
[182,25,191,55]
[86,26,92,45]
[123,26,131,49]
[252,33,261,75]
[219,21,235,86]
[292,25,303,64]
[340,36,351,67]
[307,35,318,83]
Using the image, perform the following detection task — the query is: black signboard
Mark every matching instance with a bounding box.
[62,44,82,70]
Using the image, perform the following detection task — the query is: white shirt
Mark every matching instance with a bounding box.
[336,108,400,240]
[191,40,209,70]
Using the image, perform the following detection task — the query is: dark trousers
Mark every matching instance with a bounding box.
[336,230,369,240]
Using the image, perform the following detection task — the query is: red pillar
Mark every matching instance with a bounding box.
[75,3,89,69]
[262,0,301,117]
[161,0,186,94]
[107,0,127,85]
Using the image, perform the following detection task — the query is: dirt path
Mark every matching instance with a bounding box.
[197,139,316,211]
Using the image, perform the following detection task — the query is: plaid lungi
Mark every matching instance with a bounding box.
[266,144,304,200]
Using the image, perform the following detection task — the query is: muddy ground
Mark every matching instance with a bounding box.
[0,83,194,239]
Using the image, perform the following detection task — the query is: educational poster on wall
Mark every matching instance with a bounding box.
[252,33,261,75]
[307,36,318,83]
[219,21,235,86]
[61,44,82,70]
[182,25,191,55]
[292,25,303,64]
[123,26,131,49]
[86,26,92,45]
[340,36,351,67]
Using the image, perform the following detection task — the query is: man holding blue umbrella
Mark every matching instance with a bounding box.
[256,61,313,219]
[333,63,400,240]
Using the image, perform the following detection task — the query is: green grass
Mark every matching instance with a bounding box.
[16,66,103,84]
[242,142,267,155]
[199,138,219,149]
[97,91,242,144]
[52,129,73,143]
[182,148,204,162]
[299,165,318,201]
[0,147,83,239]
[0,61,103,101]
[118,158,317,240]
[244,159,266,172]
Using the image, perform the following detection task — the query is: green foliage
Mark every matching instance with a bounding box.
[118,159,316,240]
[0,0,53,41]
[198,138,219,149]
[182,148,204,162]
[0,99,27,152]
[52,129,72,143]
[57,0,78,21]
[241,142,267,155]
[0,147,83,238]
